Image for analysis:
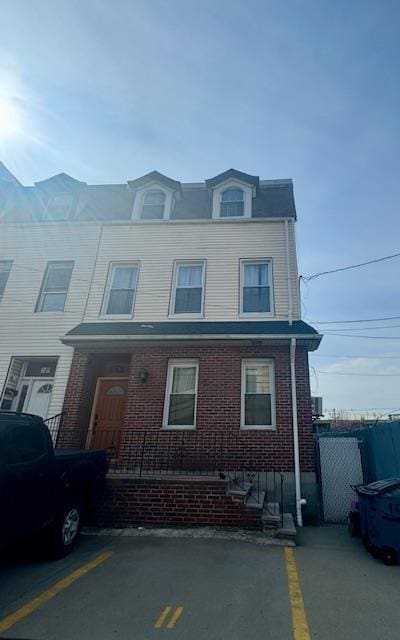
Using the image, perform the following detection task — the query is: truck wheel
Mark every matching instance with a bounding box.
[47,503,82,558]
[382,547,397,566]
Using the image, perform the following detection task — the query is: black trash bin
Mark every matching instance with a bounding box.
[355,478,400,564]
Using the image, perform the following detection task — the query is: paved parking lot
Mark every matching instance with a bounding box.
[1,525,399,640]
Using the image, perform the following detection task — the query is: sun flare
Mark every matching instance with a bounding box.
[0,98,22,140]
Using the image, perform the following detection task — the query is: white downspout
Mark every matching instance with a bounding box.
[284,220,293,326]
[290,337,303,526]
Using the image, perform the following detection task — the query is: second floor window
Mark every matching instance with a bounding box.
[220,188,244,217]
[240,259,273,314]
[36,261,74,312]
[102,263,139,316]
[141,190,166,219]
[0,260,12,301]
[171,261,205,316]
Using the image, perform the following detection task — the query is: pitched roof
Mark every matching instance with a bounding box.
[63,320,321,350]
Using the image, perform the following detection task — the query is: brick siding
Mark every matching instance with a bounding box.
[90,476,262,530]
[60,343,314,472]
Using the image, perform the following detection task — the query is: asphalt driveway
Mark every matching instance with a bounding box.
[1,526,399,640]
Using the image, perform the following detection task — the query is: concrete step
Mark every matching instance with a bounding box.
[276,513,297,540]
[245,490,266,510]
[227,481,252,499]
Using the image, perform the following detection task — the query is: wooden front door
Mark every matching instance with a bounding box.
[89,378,128,453]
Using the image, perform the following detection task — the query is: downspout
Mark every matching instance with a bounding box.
[284,220,293,326]
[290,337,304,526]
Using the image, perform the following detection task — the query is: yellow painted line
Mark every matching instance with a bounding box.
[166,606,184,629]
[154,605,172,628]
[0,549,114,634]
[284,547,311,640]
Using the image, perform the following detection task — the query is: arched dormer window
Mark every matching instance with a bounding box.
[140,189,166,220]
[44,193,74,221]
[220,188,244,217]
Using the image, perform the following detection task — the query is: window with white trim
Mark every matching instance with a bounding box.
[140,189,166,219]
[0,261,12,301]
[36,261,74,312]
[220,187,244,217]
[241,359,275,429]
[170,261,205,316]
[163,360,199,429]
[102,263,139,317]
[240,259,273,314]
[44,193,74,220]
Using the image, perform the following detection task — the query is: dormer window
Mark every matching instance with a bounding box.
[140,190,166,220]
[44,193,74,221]
[220,188,244,217]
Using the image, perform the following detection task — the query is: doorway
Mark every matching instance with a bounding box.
[17,378,54,419]
[88,377,129,453]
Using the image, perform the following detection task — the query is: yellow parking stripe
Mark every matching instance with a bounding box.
[284,547,311,640]
[166,606,184,629]
[0,549,113,634]
[154,606,172,628]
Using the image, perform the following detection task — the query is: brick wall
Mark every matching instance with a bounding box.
[90,476,262,529]
[61,342,314,472]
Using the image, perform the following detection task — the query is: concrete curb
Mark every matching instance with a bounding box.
[82,526,295,547]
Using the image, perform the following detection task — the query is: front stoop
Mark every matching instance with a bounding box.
[227,479,297,544]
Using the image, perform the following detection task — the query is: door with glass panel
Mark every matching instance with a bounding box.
[89,378,129,453]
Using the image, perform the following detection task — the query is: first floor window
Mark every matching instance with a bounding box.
[171,261,205,315]
[241,359,275,429]
[164,360,199,429]
[0,261,12,301]
[102,263,139,316]
[241,259,273,314]
[36,261,74,312]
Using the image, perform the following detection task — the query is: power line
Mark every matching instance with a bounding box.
[319,324,400,332]
[315,369,400,377]
[302,250,400,282]
[310,354,400,359]
[311,315,400,324]
[324,333,400,340]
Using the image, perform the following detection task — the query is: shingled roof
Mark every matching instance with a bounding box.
[0,165,297,222]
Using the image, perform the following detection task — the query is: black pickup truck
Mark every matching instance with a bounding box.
[0,411,108,557]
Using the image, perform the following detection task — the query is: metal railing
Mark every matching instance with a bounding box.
[44,412,65,446]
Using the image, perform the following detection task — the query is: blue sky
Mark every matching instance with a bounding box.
[1,0,400,417]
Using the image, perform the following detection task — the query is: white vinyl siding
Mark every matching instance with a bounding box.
[36,261,74,312]
[83,219,299,322]
[241,359,276,430]
[163,360,199,429]
[170,261,205,317]
[101,262,139,318]
[0,223,102,417]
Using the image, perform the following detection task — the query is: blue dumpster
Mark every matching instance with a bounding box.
[354,478,400,564]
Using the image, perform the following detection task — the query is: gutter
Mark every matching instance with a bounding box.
[290,337,304,526]
[284,220,293,325]
[60,332,322,346]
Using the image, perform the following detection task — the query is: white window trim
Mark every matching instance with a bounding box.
[163,359,199,430]
[241,359,276,431]
[131,183,173,220]
[100,261,140,319]
[239,258,274,318]
[211,178,254,219]
[169,260,206,319]
[0,260,12,302]
[36,261,74,313]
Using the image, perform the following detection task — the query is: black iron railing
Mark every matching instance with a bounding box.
[44,412,65,446]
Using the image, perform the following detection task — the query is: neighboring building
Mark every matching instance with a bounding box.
[0,163,322,526]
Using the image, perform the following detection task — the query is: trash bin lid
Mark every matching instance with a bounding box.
[355,478,400,496]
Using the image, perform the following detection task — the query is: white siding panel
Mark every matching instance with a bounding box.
[0,223,101,415]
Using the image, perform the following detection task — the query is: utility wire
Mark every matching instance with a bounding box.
[310,354,400,359]
[323,333,400,339]
[302,250,400,282]
[315,369,400,377]
[311,315,400,324]
[318,324,400,332]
